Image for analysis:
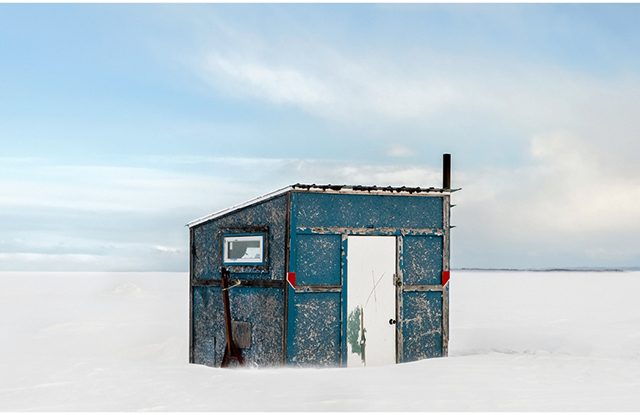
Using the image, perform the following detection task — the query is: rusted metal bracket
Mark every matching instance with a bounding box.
[220,267,244,368]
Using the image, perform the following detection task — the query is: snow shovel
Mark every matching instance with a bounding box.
[220,266,244,367]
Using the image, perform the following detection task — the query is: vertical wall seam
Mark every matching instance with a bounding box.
[189,227,194,364]
[282,191,292,364]
[442,195,450,357]
[397,234,404,363]
[340,234,348,366]
[285,192,298,364]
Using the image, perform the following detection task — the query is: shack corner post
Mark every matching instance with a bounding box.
[188,154,459,368]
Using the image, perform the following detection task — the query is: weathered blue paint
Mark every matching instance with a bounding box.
[190,185,452,368]
[401,291,443,361]
[296,227,442,236]
[296,234,341,286]
[288,292,342,366]
[403,235,443,285]
[295,192,443,229]
[192,286,223,366]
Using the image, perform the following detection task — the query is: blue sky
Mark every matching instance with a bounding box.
[2,3,640,271]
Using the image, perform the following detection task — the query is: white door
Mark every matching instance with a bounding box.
[346,236,397,367]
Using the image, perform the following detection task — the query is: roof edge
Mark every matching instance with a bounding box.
[290,183,459,194]
[187,183,461,228]
[187,185,293,228]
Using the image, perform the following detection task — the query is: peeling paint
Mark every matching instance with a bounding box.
[296,227,443,237]
[296,234,341,285]
[346,306,366,364]
[402,291,443,361]
[403,235,443,285]
[295,193,444,230]
[289,293,341,367]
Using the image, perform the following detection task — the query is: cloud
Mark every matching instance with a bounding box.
[524,131,640,233]
[155,245,181,253]
[0,162,235,213]
[195,35,599,129]
[206,55,333,106]
[387,145,416,158]
[191,26,640,172]
[199,47,465,123]
[451,131,640,267]
[6,5,640,272]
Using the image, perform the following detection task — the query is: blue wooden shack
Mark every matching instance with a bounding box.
[188,158,456,368]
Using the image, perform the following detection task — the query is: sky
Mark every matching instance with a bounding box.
[2,3,640,271]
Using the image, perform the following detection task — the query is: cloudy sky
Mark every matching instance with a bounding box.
[2,3,640,271]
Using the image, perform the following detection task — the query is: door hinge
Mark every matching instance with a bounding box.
[393,274,402,287]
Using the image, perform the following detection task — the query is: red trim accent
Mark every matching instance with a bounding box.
[287,272,296,289]
[442,270,450,286]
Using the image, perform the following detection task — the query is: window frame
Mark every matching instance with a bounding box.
[222,232,266,266]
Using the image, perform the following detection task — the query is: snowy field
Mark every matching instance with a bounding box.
[2,270,640,411]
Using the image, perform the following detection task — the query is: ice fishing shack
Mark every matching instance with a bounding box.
[188,154,456,368]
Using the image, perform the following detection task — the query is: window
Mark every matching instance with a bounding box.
[223,234,265,265]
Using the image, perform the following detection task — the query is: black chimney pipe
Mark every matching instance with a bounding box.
[443,153,451,190]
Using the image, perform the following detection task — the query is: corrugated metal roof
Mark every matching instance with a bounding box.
[187,183,459,228]
[290,183,451,194]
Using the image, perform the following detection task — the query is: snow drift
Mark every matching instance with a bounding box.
[1,270,640,411]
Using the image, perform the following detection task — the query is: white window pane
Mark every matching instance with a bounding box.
[223,234,264,264]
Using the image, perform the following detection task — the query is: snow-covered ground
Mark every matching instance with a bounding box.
[2,270,640,411]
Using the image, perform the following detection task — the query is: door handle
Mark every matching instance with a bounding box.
[389,319,396,325]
